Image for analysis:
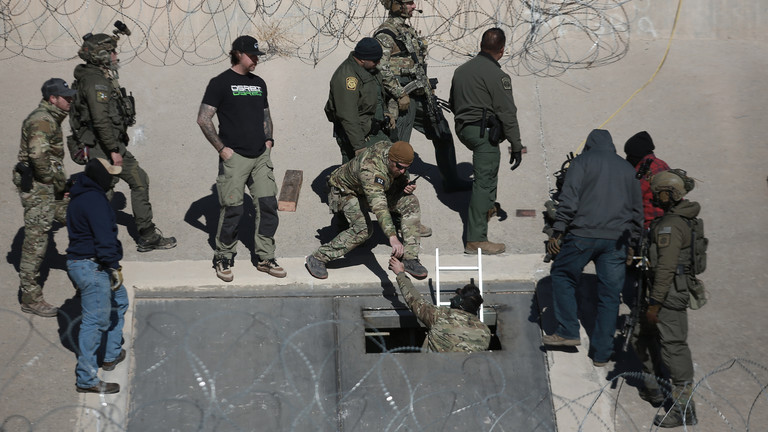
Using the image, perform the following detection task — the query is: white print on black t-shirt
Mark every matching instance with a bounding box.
[230,85,263,96]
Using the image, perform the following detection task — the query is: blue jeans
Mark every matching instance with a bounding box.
[67,259,129,388]
[550,234,626,362]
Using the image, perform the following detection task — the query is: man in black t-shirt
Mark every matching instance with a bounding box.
[197,35,286,281]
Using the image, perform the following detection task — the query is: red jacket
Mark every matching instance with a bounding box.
[634,153,670,229]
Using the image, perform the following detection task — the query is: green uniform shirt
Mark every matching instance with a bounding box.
[396,272,491,353]
[324,52,387,151]
[17,100,68,192]
[650,200,701,308]
[328,140,408,237]
[450,52,522,151]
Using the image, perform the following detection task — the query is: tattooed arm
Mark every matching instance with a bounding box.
[263,107,274,148]
[197,103,232,159]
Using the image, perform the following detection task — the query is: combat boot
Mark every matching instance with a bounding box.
[137,229,177,252]
[418,223,432,237]
[305,255,328,279]
[654,402,697,428]
[465,241,506,255]
[638,386,665,407]
[403,258,428,280]
[21,300,58,318]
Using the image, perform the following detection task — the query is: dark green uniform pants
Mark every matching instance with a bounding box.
[89,146,155,238]
[632,305,694,391]
[457,125,500,242]
[391,94,462,187]
[215,150,279,262]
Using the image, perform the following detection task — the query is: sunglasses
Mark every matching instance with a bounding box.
[394,162,409,170]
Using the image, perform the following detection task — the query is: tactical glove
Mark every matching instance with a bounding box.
[108,266,123,291]
[398,94,410,111]
[546,232,563,257]
[509,151,522,171]
[646,303,661,324]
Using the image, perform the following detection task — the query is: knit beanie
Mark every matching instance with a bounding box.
[624,131,655,157]
[354,37,383,61]
[389,141,414,165]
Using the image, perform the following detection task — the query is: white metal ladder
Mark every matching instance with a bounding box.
[434,248,484,322]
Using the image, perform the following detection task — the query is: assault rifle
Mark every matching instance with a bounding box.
[542,152,576,262]
[621,236,651,352]
[401,63,452,140]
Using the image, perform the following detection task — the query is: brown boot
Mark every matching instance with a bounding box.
[464,241,506,255]
[21,300,58,318]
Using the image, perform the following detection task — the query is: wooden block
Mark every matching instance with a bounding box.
[278,169,303,212]
[515,209,537,218]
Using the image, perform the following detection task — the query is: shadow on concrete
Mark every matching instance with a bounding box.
[184,184,219,250]
[57,292,81,356]
[111,191,140,242]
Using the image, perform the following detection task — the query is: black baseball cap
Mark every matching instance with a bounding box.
[41,78,77,99]
[232,35,266,55]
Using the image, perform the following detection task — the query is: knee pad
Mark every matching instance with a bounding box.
[220,205,244,245]
[257,196,279,237]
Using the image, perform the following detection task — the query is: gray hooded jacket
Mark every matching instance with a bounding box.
[553,129,643,242]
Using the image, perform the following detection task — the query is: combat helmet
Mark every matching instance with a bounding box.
[78,33,117,67]
[651,169,694,202]
[380,0,411,17]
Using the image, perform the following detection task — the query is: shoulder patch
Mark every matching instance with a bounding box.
[374,176,386,186]
[95,84,109,91]
[657,233,671,248]
[501,76,512,90]
[96,91,109,102]
[659,226,672,234]
[346,77,358,91]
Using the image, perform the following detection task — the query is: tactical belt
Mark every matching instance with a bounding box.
[675,264,691,275]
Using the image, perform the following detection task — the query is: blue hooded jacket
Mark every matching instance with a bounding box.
[553,129,643,242]
[66,174,123,269]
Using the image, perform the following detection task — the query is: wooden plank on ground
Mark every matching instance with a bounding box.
[278,169,303,212]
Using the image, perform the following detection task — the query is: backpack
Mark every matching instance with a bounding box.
[685,217,708,275]
[67,80,93,165]
[685,217,708,309]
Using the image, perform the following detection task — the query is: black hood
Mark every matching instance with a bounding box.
[583,129,616,153]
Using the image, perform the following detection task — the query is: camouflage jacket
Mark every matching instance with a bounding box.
[16,99,68,193]
[649,199,701,310]
[328,140,408,237]
[374,16,428,99]
[71,63,135,156]
[396,273,491,353]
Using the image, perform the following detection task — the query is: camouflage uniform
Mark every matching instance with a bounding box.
[374,16,464,188]
[14,99,69,304]
[312,140,422,262]
[396,272,490,352]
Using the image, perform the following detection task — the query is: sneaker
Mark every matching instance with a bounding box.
[541,334,581,347]
[592,359,608,367]
[21,300,58,317]
[403,259,428,280]
[639,386,665,407]
[213,257,234,282]
[257,258,287,278]
[464,241,506,255]
[654,403,697,428]
[102,349,126,371]
[137,229,177,252]
[305,255,328,279]
[76,380,120,394]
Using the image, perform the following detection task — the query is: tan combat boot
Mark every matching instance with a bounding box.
[464,241,506,255]
[21,300,58,317]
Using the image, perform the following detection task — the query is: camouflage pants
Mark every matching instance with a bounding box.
[18,183,68,304]
[314,191,421,262]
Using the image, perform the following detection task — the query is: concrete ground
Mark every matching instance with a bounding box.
[1,5,767,431]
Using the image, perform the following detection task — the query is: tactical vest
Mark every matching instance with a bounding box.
[68,75,136,165]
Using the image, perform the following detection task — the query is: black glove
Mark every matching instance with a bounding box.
[108,266,123,291]
[509,151,522,171]
[546,232,563,257]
